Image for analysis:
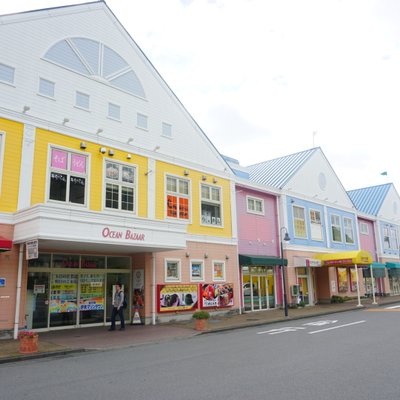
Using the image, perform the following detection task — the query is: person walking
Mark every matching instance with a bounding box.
[108,282,125,331]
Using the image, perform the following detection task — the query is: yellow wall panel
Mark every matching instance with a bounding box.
[0,118,24,212]
[33,129,148,216]
[155,161,233,238]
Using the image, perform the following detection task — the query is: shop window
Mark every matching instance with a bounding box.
[310,209,322,240]
[337,268,348,292]
[81,255,106,269]
[213,261,225,281]
[331,214,342,242]
[107,256,131,269]
[39,77,55,98]
[190,260,204,281]
[247,196,264,215]
[165,259,181,282]
[389,227,399,250]
[201,184,222,226]
[105,161,136,212]
[344,217,355,244]
[166,176,190,220]
[350,268,358,292]
[293,205,306,238]
[0,62,15,85]
[49,148,87,205]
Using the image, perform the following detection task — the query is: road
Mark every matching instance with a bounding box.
[1,306,399,400]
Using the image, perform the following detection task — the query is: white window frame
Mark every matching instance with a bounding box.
[212,260,226,282]
[246,195,264,215]
[162,122,172,138]
[165,259,181,282]
[108,102,121,121]
[383,226,390,250]
[390,227,399,250]
[190,259,204,282]
[165,175,191,221]
[47,146,88,206]
[75,91,90,110]
[136,113,148,130]
[331,214,342,243]
[360,222,369,235]
[0,63,15,85]
[293,205,307,239]
[344,217,355,244]
[0,132,5,195]
[104,160,136,213]
[309,209,323,241]
[201,184,223,227]
[38,77,55,98]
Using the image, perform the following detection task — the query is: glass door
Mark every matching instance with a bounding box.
[79,274,105,325]
[26,272,50,329]
[50,273,78,327]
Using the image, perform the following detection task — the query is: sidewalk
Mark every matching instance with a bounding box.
[1,295,399,364]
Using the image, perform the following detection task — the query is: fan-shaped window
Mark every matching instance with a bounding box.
[43,38,145,98]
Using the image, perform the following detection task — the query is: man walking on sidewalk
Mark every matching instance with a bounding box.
[108,282,125,331]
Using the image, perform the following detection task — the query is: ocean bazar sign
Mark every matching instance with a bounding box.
[101,227,145,241]
[201,283,234,308]
[158,284,198,313]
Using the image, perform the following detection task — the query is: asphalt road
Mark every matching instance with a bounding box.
[1,306,400,400]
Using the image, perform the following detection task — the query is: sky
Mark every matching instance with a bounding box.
[2,0,400,191]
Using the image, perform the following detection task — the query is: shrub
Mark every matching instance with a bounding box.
[192,310,210,319]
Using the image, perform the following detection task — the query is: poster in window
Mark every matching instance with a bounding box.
[51,149,68,169]
[201,283,234,308]
[179,198,189,219]
[167,195,177,217]
[337,268,348,292]
[158,284,198,312]
[350,268,358,291]
[71,154,86,173]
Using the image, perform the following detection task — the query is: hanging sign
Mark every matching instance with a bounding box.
[26,240,38,260]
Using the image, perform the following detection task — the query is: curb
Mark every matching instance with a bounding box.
[0,348,86,365]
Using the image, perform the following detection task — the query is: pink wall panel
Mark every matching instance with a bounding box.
[358,218,377,261]
[236,186,279,257]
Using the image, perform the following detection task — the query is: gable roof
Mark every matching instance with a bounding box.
[247,148,318,189]
[347,183,391,216]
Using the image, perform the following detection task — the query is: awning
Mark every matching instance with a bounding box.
[315,250,372,267]
[0,236,12,252]
[386,262,400,277]
[239,254,287,267]
[362,262,386,278]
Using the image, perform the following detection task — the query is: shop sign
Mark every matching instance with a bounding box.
[158,284,198,312]
[101,227,145,241]
[0,278,5,287]
[33,284,45,294]
[26,240,38,260]
[306,259,322,267]
[201,283,234,308]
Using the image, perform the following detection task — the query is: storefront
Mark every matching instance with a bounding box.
[239,255,285,312]
[362,262,386,296]
[292,257,321,305]
[316,250,373,306]
[26,253,132,330]
[386,262,400,295]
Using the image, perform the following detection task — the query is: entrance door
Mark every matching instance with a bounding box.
[298,277,309,305]
[242,273,276,311]
[106,273,130,324]
[79,274,105,325]
[26,272,50,329]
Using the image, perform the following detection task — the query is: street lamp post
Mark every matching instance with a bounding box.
[280,227,291,317]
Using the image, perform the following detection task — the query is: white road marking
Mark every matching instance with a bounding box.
[385,305,400,309]
[303,320,338,326]
[257,327,306,335]
[308,320,366,334]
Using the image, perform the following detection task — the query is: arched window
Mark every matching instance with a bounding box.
[43,38,145,98]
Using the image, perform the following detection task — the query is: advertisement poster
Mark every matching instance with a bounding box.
[50,274,78,314]
[201,283,234,308]
[79,275,105,311]
[158,284,198,312]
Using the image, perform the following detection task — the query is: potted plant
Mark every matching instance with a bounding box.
[18,330,39,354]
[192,310,210,331]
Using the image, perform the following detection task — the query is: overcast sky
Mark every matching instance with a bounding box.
[2,0,400,191]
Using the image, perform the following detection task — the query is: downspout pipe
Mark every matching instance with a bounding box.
[13,244,24,339]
